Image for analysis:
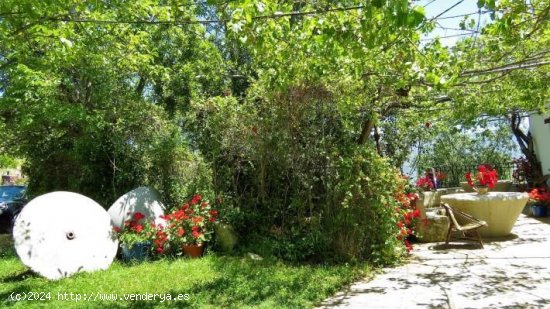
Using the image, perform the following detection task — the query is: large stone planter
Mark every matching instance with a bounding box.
[441,192,528,237]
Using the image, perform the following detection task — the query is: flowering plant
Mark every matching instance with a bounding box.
[114,212,155,249]
[465,165,499,190]
[155,194,219,254]
[528,187,550,206]
[415,175,434,191]
[394,175,422,253]
[436,171,446,181]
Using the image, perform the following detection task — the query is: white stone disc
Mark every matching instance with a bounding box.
[107,186,166,228]
[13,192,118,280]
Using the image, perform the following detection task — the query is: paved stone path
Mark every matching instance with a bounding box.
[319,215,550,308]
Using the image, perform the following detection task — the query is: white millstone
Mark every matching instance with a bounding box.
[13,192,118,280]
[108,186,166,228]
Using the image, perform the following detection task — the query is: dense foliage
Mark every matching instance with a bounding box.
[1,0,548,262]
[0,0,221,205]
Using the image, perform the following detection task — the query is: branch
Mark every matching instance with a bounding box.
[461,59,550,76]
[358,87,381,145]
[136,75,146,95]
[524,4,550,39]
[461,70,512,84]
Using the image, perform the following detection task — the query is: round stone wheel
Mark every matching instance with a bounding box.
[13,192,118,280]
[107,186,166,228]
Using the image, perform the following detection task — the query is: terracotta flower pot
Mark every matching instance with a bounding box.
[182,243,205,258]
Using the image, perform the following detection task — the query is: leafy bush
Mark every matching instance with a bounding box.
[186,85,406,263]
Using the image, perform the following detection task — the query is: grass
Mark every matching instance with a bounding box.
[0,234,374,308]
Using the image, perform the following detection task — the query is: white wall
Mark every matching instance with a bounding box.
[529,113,550,177]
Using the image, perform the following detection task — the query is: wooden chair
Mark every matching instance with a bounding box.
[440,203,488,249]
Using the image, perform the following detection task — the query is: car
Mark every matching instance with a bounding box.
[0,185,27,234]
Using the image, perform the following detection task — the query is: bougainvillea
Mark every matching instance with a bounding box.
[394,176,422,253]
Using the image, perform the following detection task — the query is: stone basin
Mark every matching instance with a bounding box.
[441,192,528,237]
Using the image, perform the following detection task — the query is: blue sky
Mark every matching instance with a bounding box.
[419,0,492,46]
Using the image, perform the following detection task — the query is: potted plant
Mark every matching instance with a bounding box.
[528,187,550,217]
[465,165,498,195]
[416,174,435,192]
[114,212,155,262]
[158,194,219,258]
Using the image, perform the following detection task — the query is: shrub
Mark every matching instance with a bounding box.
[186,85,407,263]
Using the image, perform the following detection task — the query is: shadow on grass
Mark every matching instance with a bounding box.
[0,269,36,283]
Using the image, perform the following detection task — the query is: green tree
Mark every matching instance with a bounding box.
[0,0,223,205]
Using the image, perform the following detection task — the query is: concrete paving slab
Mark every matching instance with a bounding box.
[319,215,550,309]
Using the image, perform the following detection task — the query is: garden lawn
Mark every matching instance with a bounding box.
[0,234,373,308]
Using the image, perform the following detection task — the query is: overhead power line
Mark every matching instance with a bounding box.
[17,5,368,26]
[4,4,496,27]
[430,0,465,20]
[434,10,492,20]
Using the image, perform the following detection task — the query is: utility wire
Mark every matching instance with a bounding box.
[4,4,492,27]
[430,0,465,21]
[30,5,367,26]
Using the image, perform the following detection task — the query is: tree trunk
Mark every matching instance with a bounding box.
[357,86,382,145]
[509,111,543,182]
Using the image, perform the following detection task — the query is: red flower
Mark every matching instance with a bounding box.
[192,230,202,238]
[406,193,419,202]
[193,216,204,224]
[132,224,143,233]
[156,230,167,239]
[113,227,121,233]
[133,212,145,221]
[190,194,202,205]
[465,165,499,189]
[404,240,413,253]
[177,227,185,237]
[208,217,216,223]
[529,188,550,203]
[416,176,434,191]
[174,209,186,220]
[201,202,209,208]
